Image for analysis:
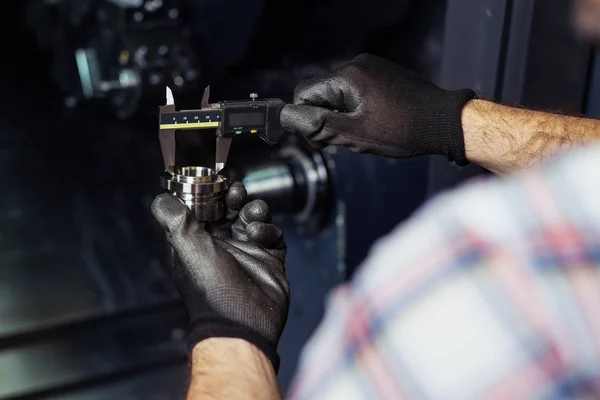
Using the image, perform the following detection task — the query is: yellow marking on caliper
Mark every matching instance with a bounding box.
[160,122,220,129]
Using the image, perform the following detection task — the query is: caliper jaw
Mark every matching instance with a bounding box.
[158,86,177,174]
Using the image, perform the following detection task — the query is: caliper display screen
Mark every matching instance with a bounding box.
[226,110,265,127]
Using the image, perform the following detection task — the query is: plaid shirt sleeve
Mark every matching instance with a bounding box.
[286,146,600,400]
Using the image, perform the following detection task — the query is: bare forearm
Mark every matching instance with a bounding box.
[188,338,282,400]
[462,99,600,174]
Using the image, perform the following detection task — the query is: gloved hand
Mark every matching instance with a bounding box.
[280,53,477,165]
[151,182,289,372]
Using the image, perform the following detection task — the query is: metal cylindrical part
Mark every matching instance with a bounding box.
[239,145,330,232]
[243,162,307,215]
[243,164,294,210]
[161,166,229,222]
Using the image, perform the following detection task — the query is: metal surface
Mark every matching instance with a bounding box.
[0,241,174,341]
[499,0,535,103]
[215,136,232,173]
[159,86,178,173]
[0,107,187,398]
[275,220,341,386]
[587,51,600,117]
[240,140,331,233]
[160,166,229,222]
[441,0,593,111]
[159,86,230,174]
[514,0,592,112]
[0,307,187,400]
[327,147,428,277]
[201,84,211,108]
[48,365,187,400]
[0,127,178,340]
[440,0,511,97]
[427,0,505,197]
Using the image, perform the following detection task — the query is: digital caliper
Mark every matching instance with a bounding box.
[159,86,286,174]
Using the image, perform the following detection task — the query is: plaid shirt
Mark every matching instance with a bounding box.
[287,146,600,399]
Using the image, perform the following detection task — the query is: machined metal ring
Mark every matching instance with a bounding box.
[161,166,229,222]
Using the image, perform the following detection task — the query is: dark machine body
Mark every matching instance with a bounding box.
[26,0,202,118]
[3,0,597,398]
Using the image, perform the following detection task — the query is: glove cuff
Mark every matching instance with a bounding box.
[188,319,281,373]
[414,86,477,166]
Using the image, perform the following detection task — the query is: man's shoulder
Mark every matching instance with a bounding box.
[288,146,600,400]
[354,144,600,290]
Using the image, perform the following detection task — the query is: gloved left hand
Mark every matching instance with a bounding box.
[151,182,289,372]
[280,53,476,165]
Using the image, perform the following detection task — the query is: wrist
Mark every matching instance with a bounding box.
[188,317,281,372]
[414,86,476,165]
[189,338,280,400]
[191,337,274,371]
[462,99,505,172]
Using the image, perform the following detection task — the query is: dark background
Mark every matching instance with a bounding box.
[0,0,597,398]
[0,1,429,398]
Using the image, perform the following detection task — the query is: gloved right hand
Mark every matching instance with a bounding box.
[151,183,289,372]
[280,53,477,165]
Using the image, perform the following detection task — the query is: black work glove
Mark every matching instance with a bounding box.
[280,53,477,165]
[151,182,289,372]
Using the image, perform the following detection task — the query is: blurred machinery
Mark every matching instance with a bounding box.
[238,140,332,233]
[26,0,202,118]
